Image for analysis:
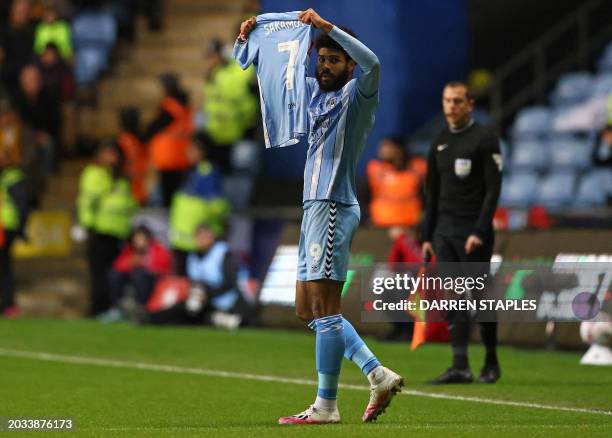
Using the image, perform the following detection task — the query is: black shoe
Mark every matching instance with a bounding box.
[427,367,474,385]
[477,365,501,383]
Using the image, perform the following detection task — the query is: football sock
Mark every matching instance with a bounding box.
[314,314,345,409]
[309,317,381,377]
[450,322,470,369]
[342,317,382,376]
[480,322,499,367]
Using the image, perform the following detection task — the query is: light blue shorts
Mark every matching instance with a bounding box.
[297,200,360,282]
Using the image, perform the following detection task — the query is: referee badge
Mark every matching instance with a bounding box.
[454,158,472,178]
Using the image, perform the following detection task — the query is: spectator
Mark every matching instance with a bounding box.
[185,222,250,327]
[117,107,149,204]
[1,0,35,90]
[100,225,172,322]
[36,42,75,104]
[200,39,258,173]
[365,136,426,228]
[383,226,423,341]
[33,4,72,60]
[0,145,29,317]
[12,64,60,166]
[169,139,229,275]
[77,142,138,316]
[145,73,194,207]
[592,123,612,167]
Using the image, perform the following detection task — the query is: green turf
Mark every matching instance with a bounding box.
[0,319,610,437]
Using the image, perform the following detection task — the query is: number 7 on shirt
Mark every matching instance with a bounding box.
[278,40,299,90]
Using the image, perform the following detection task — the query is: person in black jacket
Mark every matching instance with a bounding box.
[422,81,503,384]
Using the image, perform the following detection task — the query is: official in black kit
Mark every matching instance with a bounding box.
[422,81,503,384]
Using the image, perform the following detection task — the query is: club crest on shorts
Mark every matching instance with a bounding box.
[309,243,322,271]
[454,158,472,178]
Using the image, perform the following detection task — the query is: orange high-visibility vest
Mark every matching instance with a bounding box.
[149,97,194,171]
[367,158,425,227]
[118,132,148,203]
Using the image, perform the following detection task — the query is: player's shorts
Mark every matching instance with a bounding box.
[297,200,360,282]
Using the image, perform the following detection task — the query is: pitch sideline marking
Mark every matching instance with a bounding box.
[0,347,610,417]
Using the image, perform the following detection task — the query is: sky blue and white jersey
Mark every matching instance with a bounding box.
[303,27,380,205]
[233,12,314,149]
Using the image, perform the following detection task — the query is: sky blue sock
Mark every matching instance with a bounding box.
[315,314,345,400]
[342,318,381,376]
[309,317,381,377]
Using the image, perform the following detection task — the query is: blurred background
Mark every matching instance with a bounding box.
[0,0,611,351]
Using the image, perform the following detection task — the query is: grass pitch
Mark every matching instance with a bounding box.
[0,319,611,437]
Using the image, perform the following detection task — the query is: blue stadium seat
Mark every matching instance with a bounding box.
[74,48,108,85]
[510,139,549,171]
[597,42,612,73]
[499,171,539,207]
[550,72,593,107]
[222,175,254,209]
[535,171,577,208]
[590,73,612,97]
[549,137,591,170]
[574,170,611,207]
[512,106,552,139]
[72,12,117,85]
[72,12,117,47]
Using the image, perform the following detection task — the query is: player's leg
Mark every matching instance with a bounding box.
[469,232,501,383]
[279,278,344,424]
[428,233,473,384]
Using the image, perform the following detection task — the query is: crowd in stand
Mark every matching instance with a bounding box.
[1,0,610,330]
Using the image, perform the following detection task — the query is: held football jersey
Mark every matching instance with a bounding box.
[233,12,314,148]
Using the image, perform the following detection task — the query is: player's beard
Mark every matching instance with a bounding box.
[316,67,350,92]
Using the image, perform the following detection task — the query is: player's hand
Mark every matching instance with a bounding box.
[465,234,483,255]
[422,242,435,261]
[298,8,333,33]
[238,16,257,40]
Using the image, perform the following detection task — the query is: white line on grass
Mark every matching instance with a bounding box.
[1,347,610,417]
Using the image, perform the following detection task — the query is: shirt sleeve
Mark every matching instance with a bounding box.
[328,26,379,98]
[232,32,260,69]
[422,144,439,242]
[473,133,503,238]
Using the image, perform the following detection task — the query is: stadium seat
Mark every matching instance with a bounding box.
[510,139,549,171]
[72,12,117,85]
[550,72,593,106]
[223,175,254,210]
[511,106,552,139]
[535,171,577,208]
[590,73,612,97]
[499,171,539,207]
[597,41,612,73]
[549,137,591,170]
[573,170,610,207]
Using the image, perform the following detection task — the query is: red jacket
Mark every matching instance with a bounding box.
[113,240,172,275]
[388,232,423,264]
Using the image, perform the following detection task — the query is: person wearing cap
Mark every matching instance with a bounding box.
[200,39,257,173]
[77,142,138,316]
[145,73,194,207]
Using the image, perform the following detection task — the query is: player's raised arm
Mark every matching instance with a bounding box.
[299,8,380,97]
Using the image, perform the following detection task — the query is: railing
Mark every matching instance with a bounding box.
[489,0,612,131]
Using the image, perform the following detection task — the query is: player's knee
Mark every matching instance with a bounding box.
[295,308,313,322]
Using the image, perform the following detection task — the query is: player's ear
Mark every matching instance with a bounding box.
[347,58,356,72]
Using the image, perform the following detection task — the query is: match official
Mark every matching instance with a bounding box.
[422,81,503,384]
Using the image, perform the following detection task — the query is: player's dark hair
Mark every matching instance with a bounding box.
[315,26,357,61]
[444,81,473,100]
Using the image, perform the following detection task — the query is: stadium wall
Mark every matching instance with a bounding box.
[260,0,470,179]
[260,226,612,349]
